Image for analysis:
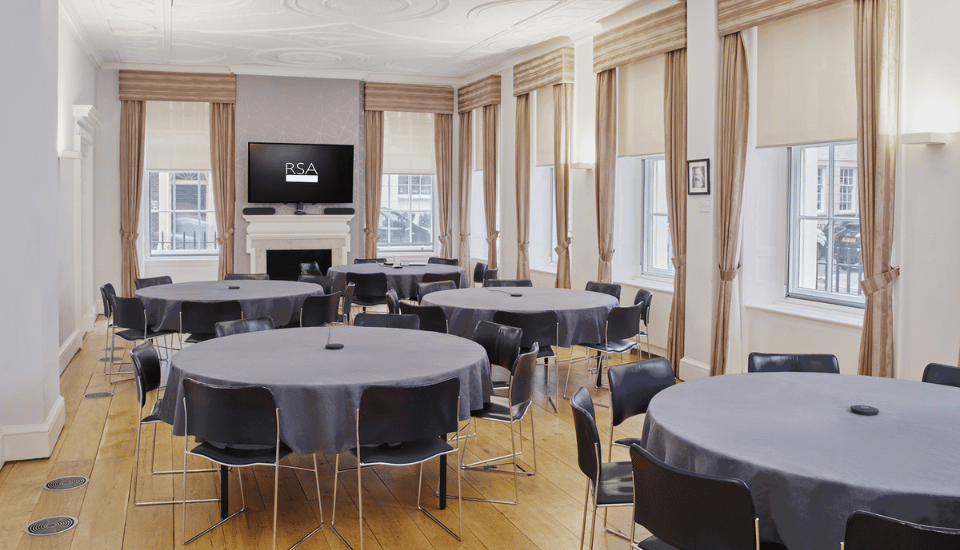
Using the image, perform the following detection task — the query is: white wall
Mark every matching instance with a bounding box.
[94,69,122,296]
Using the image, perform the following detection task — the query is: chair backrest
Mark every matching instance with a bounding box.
[586,280,622,301]
[346,272,389,300]
[223,273,269,281]
[341,283,355,323]
[484,279,533,288]
[300,292,342,327]
[422,271,461,288]
[570,386,602,484]
[606,303,643,342]
[353,257,387,264]
[399,302,448,333]
[483,267,499,282]
[353,312,420,330]
[357,378,460,446]
[747,352,840,374]
[100,283,117,317]
[492,310,558,351]
[921,363,960,388]
[472,320,523,373]
[473,262,488,284]
[298,274,332,294]
[385,289,400,314]
[427,257,459,266]
[110,295,148,333]
[633,289,653,325]
[129,341,162,409]
[215,316,275,338]
[418,280,456,302]
[180,300,243,335]
[608,358,675,428]
[508,344,539,410]
[135,276,172,290]
[300,261,321,275]
[630,443,759,550]
[181,378,280,447]
[843,511,960,550]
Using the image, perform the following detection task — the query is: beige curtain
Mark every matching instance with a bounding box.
[664,50,688,375]
[210,103,235,279]
[855,0,900,377]
[554,83,573,288]
[120,100,146,297]
[595,69,617,283]
[458,112,473,270]
[435,114,454,258]
[710,33,750,377]
[515,94,531,279]
[482,104,499,269]
[364,110,384,257]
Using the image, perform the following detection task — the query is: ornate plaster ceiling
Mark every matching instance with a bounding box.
[60,0,650,82]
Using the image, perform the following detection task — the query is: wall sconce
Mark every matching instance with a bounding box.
[901,132,948,145]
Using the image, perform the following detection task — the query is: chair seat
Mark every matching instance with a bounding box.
[115,328,176,342]
[596,460,633,506]
[582,339,640,354]
[521,345,555,359]
[188,441,293,467]
[353,296,387,307]
[471,395,530,423]
[614,436,644,448]
[638,537,787,550]
[142,398,164,424]
[184,333,215,344]
[349,437,454,466]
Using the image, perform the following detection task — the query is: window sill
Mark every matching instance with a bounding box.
[612,273,675,294]
[745,299,863,329]
[530,263,557,276]
[146,255,219,265]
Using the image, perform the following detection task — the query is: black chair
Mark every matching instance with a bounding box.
[179,379,323,549]
[462,344,539,505]
[484,279,533,288]
[921,362,960,388]
[385,288,400,314]
[565,303,644,397]
[422,271,462,288]
[353,257,386,264]
[135,275,173,290]
[353,312,420,330]
[472,320,523,394]
[747,352,840,374]
[340,282,355,324]
[842,510,960,549]
[298,274,332,294]
[418,280,456,303]
[109,295,178,383]
[300,261,322,275]
[99,283,124,372]
[586,281,621,301]
[180,300,242,344]
[129,342,215,506]
[427,257,459,266]
[607,358,674,456]
[570,386,634,550]
[493,310,560,411]
[483,267,499,282]
[223,272,269,281]
[399,302,448,333]
[300,292,342,327]
[473,261,488,287]
[633,289,653,359]
[630,443,787,550]
[214,316,275,338]
[330,378,462,549]
[346,271,389,311]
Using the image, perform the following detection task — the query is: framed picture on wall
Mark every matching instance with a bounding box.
[687,159,710,195]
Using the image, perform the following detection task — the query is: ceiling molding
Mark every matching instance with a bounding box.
[58,0,103,69]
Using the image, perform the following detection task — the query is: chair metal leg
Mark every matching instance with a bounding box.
[132,421,216,506]
[589,484,599,550]
[580,480,591,550]
[416,455,463,541]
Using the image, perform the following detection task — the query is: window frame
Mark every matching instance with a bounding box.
[145,169,219,257]
[641,154,674,277]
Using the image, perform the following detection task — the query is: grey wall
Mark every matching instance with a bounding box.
[234,75,364,271]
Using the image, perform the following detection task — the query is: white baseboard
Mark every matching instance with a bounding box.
[1,396,66,465]
[58,329,83,374]
[678,357,711,381]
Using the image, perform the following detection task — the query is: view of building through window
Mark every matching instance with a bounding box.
[378,174,435,251]
[147,170,218,255]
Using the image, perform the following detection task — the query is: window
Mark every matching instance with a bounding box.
[378,174,434,251]
[470,109,498,262]
[788,142,862,306]
[529,165,557,269]
[612,154,673,282]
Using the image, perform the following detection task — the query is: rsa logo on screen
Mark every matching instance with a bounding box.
[285,162,318,183]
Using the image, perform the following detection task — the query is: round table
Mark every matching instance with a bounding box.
[640,373,960,550]
[135,280,322,332]
[328,263,468,300]
[158,325,492,455]
[421,287,618,347]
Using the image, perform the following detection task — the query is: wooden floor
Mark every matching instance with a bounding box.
[0,316,654,550]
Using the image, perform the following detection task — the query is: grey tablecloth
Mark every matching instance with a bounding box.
[328,263,468,300]
[135,280,323,331]
[421,287,618,347]
[640,373,960,549]
[159,326,492,455]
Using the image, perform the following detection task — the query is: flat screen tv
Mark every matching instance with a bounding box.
[247,142,354,204]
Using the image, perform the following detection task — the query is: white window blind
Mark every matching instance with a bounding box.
[535,86,555,167]
[382,111,436,175]
[144,101,211,170]
[757,1,856,147]
[617,55,665,157]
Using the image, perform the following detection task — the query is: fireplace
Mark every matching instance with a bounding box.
[266,249,332,281]
[243,213,354,274]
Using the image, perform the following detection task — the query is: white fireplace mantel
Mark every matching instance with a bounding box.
[243,214,354,272]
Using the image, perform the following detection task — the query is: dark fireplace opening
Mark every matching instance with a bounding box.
[266,249,332,281]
